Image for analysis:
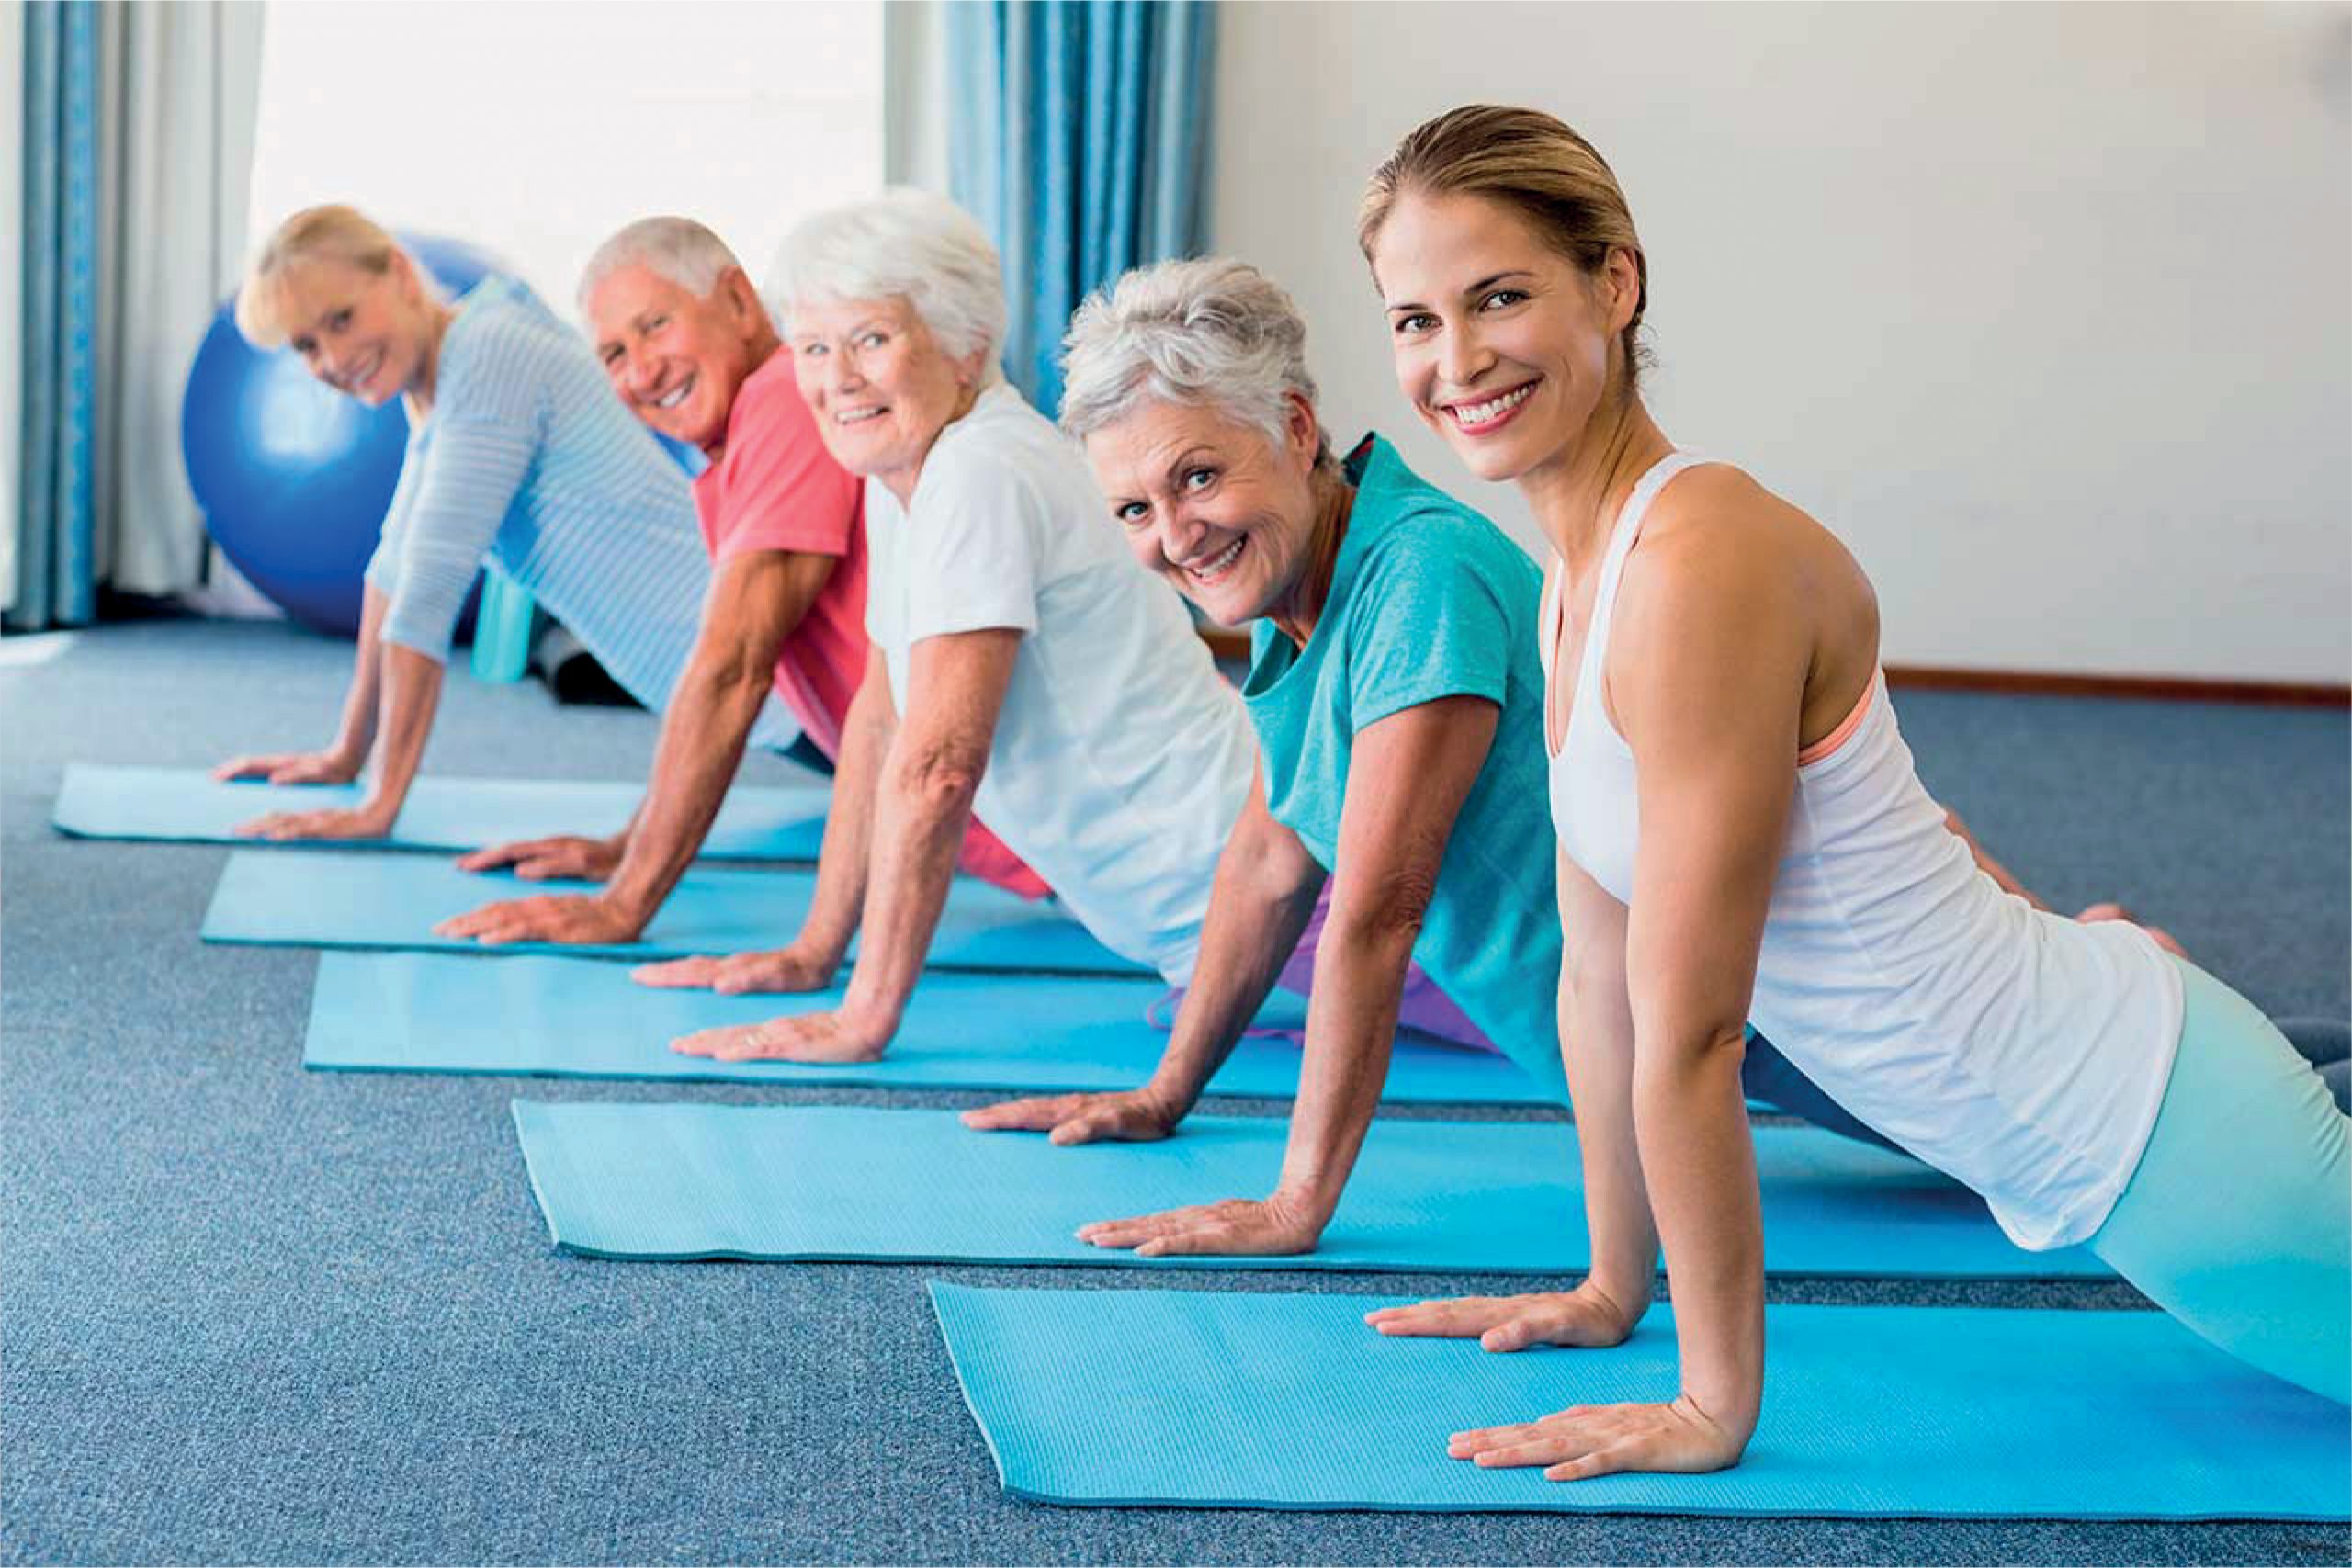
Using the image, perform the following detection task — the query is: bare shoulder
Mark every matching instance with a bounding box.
[1627,463,1874,631]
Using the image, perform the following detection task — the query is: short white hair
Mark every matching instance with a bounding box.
[767,189,1005,381]
[576,216,743,316]
[1058,256,1333,470]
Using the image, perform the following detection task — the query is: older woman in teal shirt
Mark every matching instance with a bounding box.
[967,257,1877,1256]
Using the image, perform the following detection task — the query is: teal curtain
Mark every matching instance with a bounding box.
[12,0,101,630]
[946,0,1216,417]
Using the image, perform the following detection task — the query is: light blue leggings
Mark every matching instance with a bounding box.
[2088,956,2352,1404]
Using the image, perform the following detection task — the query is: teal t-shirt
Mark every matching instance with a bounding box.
[1242,434,1565,1093]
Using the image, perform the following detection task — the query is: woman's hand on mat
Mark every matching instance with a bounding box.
[232,803,396,841]
[211,747,362,785]
[456,833,624,883]
[1075,1190,1326,1258]
[431,891,647,947]
[959,1087,1183,1145]
[667,1009,888,1065]
[1446,1393,1747,1482]
[1363,1284,1640,1352]
[630,944,839,995]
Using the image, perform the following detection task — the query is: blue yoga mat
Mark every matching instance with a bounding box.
[305,951,1560,1106]
[511,1100,2106,1278]
[931,1283,2350,1518]
[201,850,1148,974]
[52,761,831,860]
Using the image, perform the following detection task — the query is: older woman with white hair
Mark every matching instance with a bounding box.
[967,256,1888,1259]
[649,191,1269,1062]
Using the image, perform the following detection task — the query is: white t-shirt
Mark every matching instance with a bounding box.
[863,382,1259,982]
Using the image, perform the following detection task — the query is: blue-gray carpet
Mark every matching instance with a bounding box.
[3,619,2346,1565]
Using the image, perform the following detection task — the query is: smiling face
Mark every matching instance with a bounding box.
[1370,189,1639,487]
[1083,395,1326,629]
[584,263,772,454]
[277,256,433,407]
[788,295,986,502]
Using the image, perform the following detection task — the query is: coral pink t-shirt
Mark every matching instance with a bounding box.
[694,347,1047,897]
[693,348,867,758]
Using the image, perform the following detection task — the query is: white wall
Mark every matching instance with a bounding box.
[247,1,883,319]
[1213,2,2352,683]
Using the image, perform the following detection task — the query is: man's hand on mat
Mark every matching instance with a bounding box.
[1074,1191,1325,1258]
[456,833,623,882]
[432,892,646,947]
[232,804,395,840]
[1363,1285,1639,1352]
[212,747,362,785]
[1446,1393,1747,1482]
[959,1087,1182,1145]
[631,944,838,995]
[668,1010,887,1065]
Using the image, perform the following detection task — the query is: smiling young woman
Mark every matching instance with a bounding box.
[1352,103,2351,1484]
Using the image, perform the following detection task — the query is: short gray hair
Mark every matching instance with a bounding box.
[576,216,743,316]
[1059,256,1333,470]
[766,189,1005,382]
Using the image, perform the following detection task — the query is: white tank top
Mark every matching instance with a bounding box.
[1543,453,2183,1250]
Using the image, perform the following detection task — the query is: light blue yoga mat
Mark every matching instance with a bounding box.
[511,1100,2106,1278]
[930,1283,2350,1518]
[201,850,1148,974]
[305,952,1560,1106]
[52,761,831,860]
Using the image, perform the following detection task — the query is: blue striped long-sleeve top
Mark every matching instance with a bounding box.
[363,274,797,748]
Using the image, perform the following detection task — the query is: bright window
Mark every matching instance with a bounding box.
[246,1,884,314]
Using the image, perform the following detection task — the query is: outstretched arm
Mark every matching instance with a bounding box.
[640,643,894,997]
[1070,694,1502,1258]
[1459,521,1804,1483]
[1368,848,1657,1354]
[233,406,530,839]
[437,547,836,944]
[963,762,1326,1143]
[667,630,1017,1062]
[214,584,390,787]
[233,629,446,841]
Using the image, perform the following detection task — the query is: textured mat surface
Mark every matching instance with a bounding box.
[52,761,831,860]
[305,951,1561,1105]
[201,849,1148,973]
[512,1101,2105,1277]
[11,621,2344,1564]
[931,1282,2352,1518]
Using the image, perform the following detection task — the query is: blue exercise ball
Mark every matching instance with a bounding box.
[181,233,507,637]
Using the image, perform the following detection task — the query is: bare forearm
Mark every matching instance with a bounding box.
[790,683,888,964]
[1560,994,1661,1314]
[837,761,976,1036]
[334,590,392,762]
[1148,865,1325,1116]
[605,662,773,921]
[1631,1027,1764,1437]
[1272,919,1418,1224]
[360,644,447,821]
